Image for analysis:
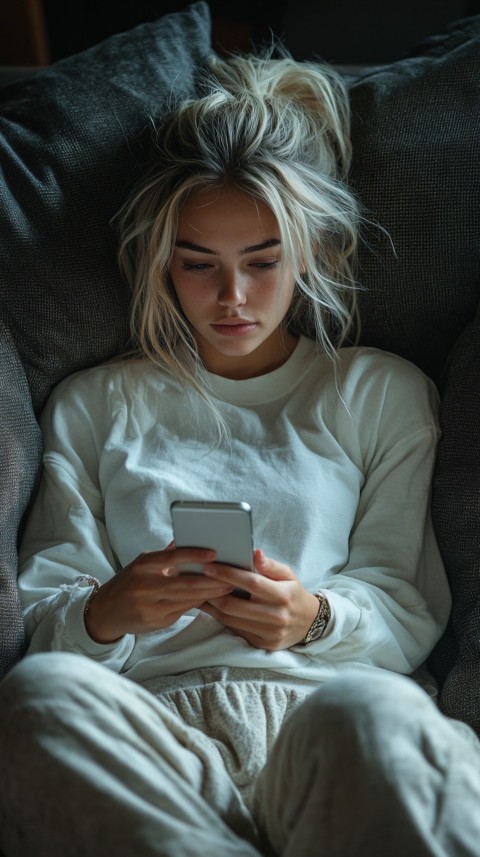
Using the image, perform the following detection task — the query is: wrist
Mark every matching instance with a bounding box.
[83,578,100,616]
[83,579,122,644]
[299,592,331,645]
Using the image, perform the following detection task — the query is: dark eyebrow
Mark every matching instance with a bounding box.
[175,240,216,255]
[241,239,281,255]
[174,238,281,255]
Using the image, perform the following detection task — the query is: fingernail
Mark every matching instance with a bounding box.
[203,564,217,575]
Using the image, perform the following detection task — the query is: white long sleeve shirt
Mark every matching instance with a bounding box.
[18,335,451,685]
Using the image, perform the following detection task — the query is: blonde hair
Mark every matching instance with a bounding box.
[115,48,360,405]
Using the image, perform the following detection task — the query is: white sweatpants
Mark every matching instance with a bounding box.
[0,652,479,857]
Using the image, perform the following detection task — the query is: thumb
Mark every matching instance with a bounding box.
[254,548,295,581]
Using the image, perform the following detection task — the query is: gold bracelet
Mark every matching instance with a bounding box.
[83,578,100,616]
[300,592,331,645]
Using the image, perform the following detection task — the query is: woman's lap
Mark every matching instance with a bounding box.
[1,653,480,857]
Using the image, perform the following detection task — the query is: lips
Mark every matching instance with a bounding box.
[211,319,257,337]
[213,318,254,326]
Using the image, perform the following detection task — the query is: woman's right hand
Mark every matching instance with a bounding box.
[83,546,233,643]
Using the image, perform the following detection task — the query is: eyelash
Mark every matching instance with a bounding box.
[181,263,210,272]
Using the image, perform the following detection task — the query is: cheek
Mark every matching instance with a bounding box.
[169,277,191,316]
[272,277,296,316]
[173,282,211,321]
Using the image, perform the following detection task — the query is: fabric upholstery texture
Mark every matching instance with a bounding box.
[0,2,479,736]
[431,307,480,734]
[0,324,41,675]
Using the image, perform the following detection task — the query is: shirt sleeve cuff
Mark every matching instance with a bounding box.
[55,576,136,669]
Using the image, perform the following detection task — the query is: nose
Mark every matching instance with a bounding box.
[217,270,247,307]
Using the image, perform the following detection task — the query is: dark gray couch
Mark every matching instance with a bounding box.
[1,2,479,741]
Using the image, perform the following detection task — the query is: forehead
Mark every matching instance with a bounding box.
[176,186,280,243]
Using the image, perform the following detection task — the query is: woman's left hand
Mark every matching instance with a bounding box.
[200,549,321,650]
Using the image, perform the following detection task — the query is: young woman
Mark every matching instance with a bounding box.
[1,50,480,857]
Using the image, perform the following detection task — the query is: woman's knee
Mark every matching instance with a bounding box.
[0,652,109,712]
[286,669,435,748]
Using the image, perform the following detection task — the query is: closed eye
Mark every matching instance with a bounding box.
[181,262,212,272]
[252,260,278,270]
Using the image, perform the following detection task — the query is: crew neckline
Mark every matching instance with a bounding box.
[206,335,318,405]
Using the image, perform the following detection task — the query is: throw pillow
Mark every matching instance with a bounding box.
[349,15,480,382]
[0,0,212,415]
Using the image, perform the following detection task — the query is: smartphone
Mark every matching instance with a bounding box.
[170,500,255,574]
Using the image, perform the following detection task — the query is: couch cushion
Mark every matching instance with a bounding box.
[0,325,42,675]
[348,15,480,732]
[431,304,480,735]
[0,0,212,679]
[349,15,480,382]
